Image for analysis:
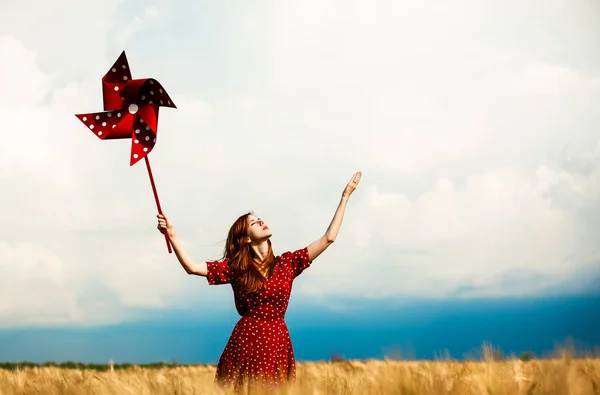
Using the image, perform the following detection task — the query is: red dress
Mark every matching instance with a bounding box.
[206,247,312,390]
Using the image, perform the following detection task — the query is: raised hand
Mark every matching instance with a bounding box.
[342,171,362,199]
[157,213,174,235]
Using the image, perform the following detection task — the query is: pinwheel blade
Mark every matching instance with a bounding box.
[102,51,133,111]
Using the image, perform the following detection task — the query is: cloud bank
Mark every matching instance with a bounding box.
[1,0,598,327]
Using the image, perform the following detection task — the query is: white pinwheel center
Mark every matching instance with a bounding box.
[128,104,139,114]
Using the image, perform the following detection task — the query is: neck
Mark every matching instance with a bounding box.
[250,241,269,262]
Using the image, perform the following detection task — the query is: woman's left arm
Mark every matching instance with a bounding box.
[307,171,362,261]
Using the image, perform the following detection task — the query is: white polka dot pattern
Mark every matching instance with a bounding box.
[205,247,312,390]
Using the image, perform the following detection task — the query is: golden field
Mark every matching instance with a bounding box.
[1,355,599,395]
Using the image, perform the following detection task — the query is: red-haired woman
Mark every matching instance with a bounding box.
[156,171,361,391]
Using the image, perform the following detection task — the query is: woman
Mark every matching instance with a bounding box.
[156,171,362,390]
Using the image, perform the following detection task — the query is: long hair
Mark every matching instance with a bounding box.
[224,212,277,293]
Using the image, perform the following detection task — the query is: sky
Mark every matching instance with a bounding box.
[1,0,599,362]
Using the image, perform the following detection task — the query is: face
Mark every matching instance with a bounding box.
[246,214,272,244]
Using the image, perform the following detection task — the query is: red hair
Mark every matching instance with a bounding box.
[224,212,276,293]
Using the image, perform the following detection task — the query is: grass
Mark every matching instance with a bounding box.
[0,346,599,395]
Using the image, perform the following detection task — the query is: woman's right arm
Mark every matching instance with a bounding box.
[158,214,207,277]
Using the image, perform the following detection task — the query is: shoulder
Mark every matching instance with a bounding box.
[276,248,310,264]
[206,258,232,270]
[275,251,291,265]
[276,250,298,261]
[205,258,235,285]
[275,251,292,272]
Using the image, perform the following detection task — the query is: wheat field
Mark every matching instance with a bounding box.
[1,354,599,395]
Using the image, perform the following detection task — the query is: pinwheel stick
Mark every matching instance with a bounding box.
[144,155,172,253]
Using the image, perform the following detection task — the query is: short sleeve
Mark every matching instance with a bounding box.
[288,247,312,278]
[206,259,233,285]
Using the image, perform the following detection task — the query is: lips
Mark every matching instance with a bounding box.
[262,225,269,230]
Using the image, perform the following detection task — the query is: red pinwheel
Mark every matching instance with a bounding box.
[75,51,176,253]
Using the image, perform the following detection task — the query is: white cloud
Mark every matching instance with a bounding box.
[0,242,82,325]
[111,4,162,49]
[0,0,123,83]
[0,0,598,327]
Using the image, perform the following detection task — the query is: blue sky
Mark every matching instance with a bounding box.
[0,0,599,363]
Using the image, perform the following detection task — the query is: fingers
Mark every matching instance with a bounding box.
[342,171,362,198]
[157,213,168,222]
[156,213,170,232]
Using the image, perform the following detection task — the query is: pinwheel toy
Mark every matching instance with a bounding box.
[75,51,176,253]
